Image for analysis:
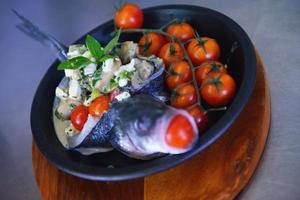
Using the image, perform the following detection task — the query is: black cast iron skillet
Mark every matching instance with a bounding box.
[31,5,256,181]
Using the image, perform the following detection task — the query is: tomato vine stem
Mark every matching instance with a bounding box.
[159,18,181,31]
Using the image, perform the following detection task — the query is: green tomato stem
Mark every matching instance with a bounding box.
[159,18,181,31]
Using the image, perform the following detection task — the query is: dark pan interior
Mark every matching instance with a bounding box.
[31,5,256,181]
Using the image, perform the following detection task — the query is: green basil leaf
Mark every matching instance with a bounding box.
[85,35,104,61]
[92,68,102,86]
[57,56,91,70]
[110,79,119,90]
[99,55,114,62]
[104,29,121,54]
[68,103,77,109]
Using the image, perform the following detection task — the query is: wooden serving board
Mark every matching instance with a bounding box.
[32,51,270,200]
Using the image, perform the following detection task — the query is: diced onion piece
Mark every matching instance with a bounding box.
[84,63,97,76]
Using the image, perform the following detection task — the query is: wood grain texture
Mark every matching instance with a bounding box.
[32,145,144,200]
[32,52,270,200]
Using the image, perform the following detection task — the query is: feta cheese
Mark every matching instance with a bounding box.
[82,50,92,59]
[67,45,87,58]
[118,78,128,87]
[69,44,87,53]
[84,63,97,76]
[64,69,80,80]
[82,50,96,62]
[67,50,80,59]
[64,69,74,77]
[55,87,68,100]
[123,59,136,72]
[69,79,82,100]
[91,57,96,62]
[102,58,114,73]
[115,91,131,102]
[118,41,139,63]
[114,59,136,76]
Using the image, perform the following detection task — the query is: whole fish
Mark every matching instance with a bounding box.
[70,94,198,159]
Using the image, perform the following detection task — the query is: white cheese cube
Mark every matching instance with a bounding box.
[118,78,128,87]
[91,57,96,62]
[82,50,92,59]
[55,87,68,100]
[64,69,74,77]
[64,69,80,80]
[102,58,114,73]
[84,63,97,76]
[123,59,136,72]
[69,79,82,100]
[67,50,80,59]
[114,59,136,76]
[69,44,87,53]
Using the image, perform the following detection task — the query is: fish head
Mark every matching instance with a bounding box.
[110,95,199,159]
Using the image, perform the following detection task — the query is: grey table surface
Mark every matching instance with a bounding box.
[0,0,299,199]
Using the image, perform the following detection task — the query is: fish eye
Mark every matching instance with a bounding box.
[134,116,152,133]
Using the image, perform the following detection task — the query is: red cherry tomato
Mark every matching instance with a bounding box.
[201,73,236,107]
[195,61,227,85]
[88,96,110,118]
[158,42,184,68]
[139,32,166,56]
[115,3,143,29]
[71,105,89,131]
[166,22,194,42]
[171,83,197,108]
[165,115,195,148]
[166,60,192,90]
[187,37,221,66]
[187,106,208,132]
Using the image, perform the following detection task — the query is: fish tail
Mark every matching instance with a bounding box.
[12,9,67,61]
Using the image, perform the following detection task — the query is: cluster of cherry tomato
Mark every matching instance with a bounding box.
[114,3,237,132]
[71,96,110,131]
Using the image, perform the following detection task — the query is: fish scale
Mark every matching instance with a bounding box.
[80,112,113,148]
